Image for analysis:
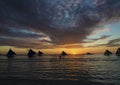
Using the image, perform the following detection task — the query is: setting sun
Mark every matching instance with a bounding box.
[72,52,76,55]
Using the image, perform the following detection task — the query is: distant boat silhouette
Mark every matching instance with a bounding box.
[116,48,120,56]
[86,52,93,55]
[38,51,44,56]
[27,49,36,57]
[104,50,112,56]
[6,49,16,58]
[60,51,67,56]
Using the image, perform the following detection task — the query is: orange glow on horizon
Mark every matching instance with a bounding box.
[72,52,76,55]
[0,46,118,55]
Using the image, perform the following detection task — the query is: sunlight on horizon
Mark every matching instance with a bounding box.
[0,46,118,55]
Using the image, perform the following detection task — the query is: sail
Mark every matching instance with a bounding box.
[27,49,36,57]
[7,49,16,57]
[104,50,112,56]
[116,48,120,56]
[38,51,43,56]
[61,51,67,56]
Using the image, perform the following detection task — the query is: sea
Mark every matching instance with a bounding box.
[0,54,120,85]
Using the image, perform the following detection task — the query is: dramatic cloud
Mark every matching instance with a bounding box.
[91,27,110,35]
[0,36,54,49]
[87,38,120,47]
[107,38,120,47]
[84,35,111,43]
[0,0,120,48]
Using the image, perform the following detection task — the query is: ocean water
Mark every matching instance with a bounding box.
[0,54,120,85]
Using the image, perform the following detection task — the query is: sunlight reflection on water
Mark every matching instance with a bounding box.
[0,54,120,84]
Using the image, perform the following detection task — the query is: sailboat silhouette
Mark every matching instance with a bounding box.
[6,49,16,58]
[104,49,112,56]
[38,51,44,56]
[27,49,36,57]
[60,51,67,56]
[116,48,120,56]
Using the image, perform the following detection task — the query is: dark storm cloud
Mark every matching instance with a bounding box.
[0,37,53,49]
[0,0,120,48]
[0,25,46,38]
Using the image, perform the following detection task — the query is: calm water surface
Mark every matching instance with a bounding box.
[0,54,120,85]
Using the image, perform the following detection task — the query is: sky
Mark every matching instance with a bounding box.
[0,0,120,54]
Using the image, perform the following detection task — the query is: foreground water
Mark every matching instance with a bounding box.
[0,54,120,85]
